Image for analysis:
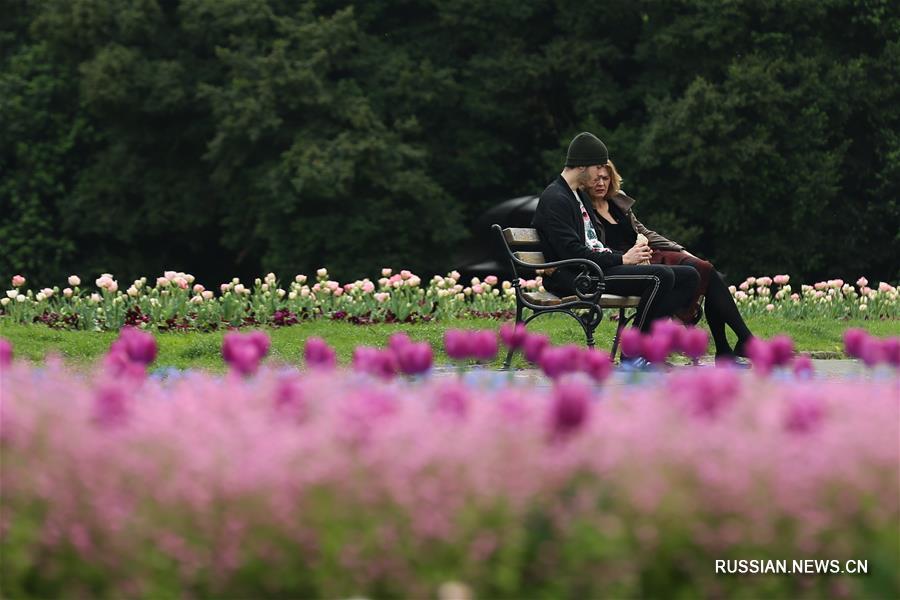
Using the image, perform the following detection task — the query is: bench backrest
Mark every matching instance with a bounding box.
[498,227,547,266]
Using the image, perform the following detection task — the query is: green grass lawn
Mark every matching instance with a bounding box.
[1,315,894,372]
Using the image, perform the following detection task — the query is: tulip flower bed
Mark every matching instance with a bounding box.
[1,329,898,598]
[2,270,897,332]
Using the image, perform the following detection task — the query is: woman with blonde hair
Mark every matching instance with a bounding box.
[584,159,754,362]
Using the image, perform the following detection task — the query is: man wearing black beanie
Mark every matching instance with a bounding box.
[532,132,699,348]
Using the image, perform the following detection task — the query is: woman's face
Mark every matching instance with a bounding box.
[591,166,612,199]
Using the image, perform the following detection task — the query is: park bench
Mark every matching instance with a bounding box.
[493,224,642,367]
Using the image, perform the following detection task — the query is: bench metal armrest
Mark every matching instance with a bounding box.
[492,225,605,302]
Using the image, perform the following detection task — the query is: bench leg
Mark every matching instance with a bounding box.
[610,308,638,361]
[503,301,526,370]
[580,306,602,349]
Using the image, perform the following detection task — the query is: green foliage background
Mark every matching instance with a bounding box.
[2,0,898,286]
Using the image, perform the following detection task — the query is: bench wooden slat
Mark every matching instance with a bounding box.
[502,227,541,245]
[514,251,546,265]
[522,289,642,308]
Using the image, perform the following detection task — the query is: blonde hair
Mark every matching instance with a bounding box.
[603,160,623,198]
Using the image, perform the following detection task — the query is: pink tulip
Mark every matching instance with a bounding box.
[434,382,469,418]
[388,332,412,352]
[773,274,790,285]
[745,338,774,375]
[669,368,740,419]
[499,323,528,350]
[485,275,498,286]
[92,382,130,427]
[859,337,884,368]
[641,333,671,364]
[580,349,613,382]
[619,328,643,358]
[396,342,433,375]
[0,337,12,367]
[116,327,158,365]
[11,275,25,287]
[651,319,681,348]
[304,337,336,370]
[881,338,900,368]
[550,381,591,438]
[444,330,472,361]
[793,354,814,378]
[768,335,795,367]
[522,333,550,364]
[247,330,271,358]
[539,345,580,380]
[784,392,825,434]
[274,374,306,419]
[843,329,867,359]
[222,332,267,376]
[471,330,498,362]
[680,327,709,361]
[353,347,398,379]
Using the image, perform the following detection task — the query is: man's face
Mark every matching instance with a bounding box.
[576,165,607,193]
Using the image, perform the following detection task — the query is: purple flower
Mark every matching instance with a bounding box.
[769,335,795,367]
[522,333,550,364]
[679,327,708,361]
[388,332,412,353]
[793,354,814,378]
[650,319,681,352]
[882,337,900,368]
[471,330,499,362]
[222,332,266,375]
[859,337,884,368]
[499,323,528,350]
[784,392,825,434]
[444,329,472,361]
[274,374,306,419]
[746,338,774,375]
[434,382,470,418]
[353,347,398,379]
[304,336,336,370]
[550,381,592,437]
[0,337,12,367]
[117,327,158,365]
[396,342,433,375]
[580,348,613,382]
[641,333,671,364]
[93,383,129,427]
[619,328,643,358]
[247,330,271,359]
[669,368,740,419]
[843,328,867,359]
[539,345,580,380]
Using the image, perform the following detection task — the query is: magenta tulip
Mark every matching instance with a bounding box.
[619,328,643,358]
[550,381,591,437]
[523,333,550,364]
[499,323,528,350]
[680,327,708,361]
[0,337,13,367]
[769,335,795,367]
[304,337,336,370]
[843,328,867,359]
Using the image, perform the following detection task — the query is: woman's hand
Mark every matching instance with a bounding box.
[622,242,652,265]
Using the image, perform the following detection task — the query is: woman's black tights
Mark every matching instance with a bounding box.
[704,272,753,356]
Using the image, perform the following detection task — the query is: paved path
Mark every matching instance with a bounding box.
[431,359,893,389]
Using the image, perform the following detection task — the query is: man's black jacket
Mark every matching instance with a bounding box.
[531,176,625,275]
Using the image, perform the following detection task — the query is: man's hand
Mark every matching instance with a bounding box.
[622,242,652,265]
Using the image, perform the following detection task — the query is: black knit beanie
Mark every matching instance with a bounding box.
[565,132,609,167]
